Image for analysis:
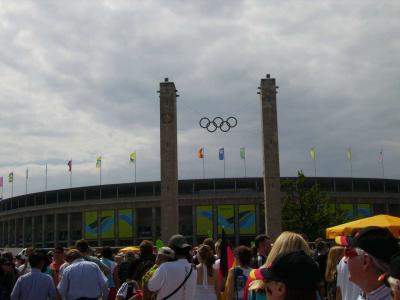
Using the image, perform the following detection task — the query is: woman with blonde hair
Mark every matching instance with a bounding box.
[195,244,218,299]
[325,246,344,300]
[245,231,312,300]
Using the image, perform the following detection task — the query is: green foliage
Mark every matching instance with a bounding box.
[282,171,343,241]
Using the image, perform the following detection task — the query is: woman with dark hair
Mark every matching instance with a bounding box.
[100,246,119,300]
[260,250,321,300]
[195,244,218,299]
[0,258,18,300]
[226,245,253,300]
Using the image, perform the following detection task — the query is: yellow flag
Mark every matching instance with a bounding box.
[347,148,352,161]
[96,156,102,168]
[309,147,315,160]
[130,151,136,163]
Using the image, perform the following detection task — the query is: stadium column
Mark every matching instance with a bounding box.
[158,78,179,242]
[259,74,282,239]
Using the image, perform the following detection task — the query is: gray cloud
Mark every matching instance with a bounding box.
[0,0,399,198]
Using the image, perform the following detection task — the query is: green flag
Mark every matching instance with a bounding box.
[156,239,164,250]
[8,172,13,183]
[347,147,352,161]
[96,156,102,168]
[130,151,136,163]
[310,147,315,160]
[240,147,245,159]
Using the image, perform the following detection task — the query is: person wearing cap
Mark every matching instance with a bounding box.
[337,226,400,300]
[259,250,321,300]
[148,234,197,299]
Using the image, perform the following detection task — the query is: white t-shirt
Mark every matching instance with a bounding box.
[337,256,361,300]
[148,259,197,300]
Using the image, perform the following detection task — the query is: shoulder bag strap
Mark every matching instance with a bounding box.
[161,264,194,300]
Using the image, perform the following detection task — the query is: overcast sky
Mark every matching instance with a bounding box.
[0,1,399,198]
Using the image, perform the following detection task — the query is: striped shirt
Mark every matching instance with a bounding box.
[11,268,56,300]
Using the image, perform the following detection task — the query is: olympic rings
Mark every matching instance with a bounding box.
[199,116,238,133]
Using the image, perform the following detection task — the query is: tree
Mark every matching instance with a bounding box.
[282,171,342,241]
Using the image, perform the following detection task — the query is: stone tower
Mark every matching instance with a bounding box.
[259,74,282,239]
[158,78,179,242]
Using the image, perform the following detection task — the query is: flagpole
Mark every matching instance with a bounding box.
[11,181,13,198]
[70,170,72,189]
[381,150,385,178]
[25,169,28,195]
[313,155,317,177]
[244,156,247,177]
[202,147,205,179]
[100,164,102,186]
[45,163,48,191]
[223,157,226,178]
[134,160,137,196]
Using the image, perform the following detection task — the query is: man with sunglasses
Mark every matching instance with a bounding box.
[337,226,399,300]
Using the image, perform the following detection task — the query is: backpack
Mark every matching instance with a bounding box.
[234,267,248,300]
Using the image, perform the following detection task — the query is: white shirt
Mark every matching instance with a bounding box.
[148,259,197,300]
[337,256,361,300]
[58,258,108,300]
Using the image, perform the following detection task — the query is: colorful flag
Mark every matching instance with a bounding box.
[219,148,225,160]
[96,156,102,168]
[26,168,28,179]
[129,152,136,163]
[197,148,204,159]
[67,160,72,172]
[347,148,352,161]
[240,147,245,159]
[310,146,315,160]
[8,172,13,183]
[0,177,3,187]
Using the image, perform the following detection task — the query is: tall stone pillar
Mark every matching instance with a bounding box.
[158,78,179,242]
[259,74,282,239]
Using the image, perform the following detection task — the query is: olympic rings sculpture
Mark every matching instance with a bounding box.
[199,116,238,132]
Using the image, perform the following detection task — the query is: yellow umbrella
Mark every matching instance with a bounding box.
[326,214,400,239]
[119,246,140,253]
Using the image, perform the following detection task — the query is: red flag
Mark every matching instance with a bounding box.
[0,176,3,187]
[67,160,72,172]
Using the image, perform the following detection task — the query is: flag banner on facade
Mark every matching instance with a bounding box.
[129,152,136,163]
[347,148,352,161]
[197,148,204,159]
[8,172,13,183]
[96,156,102,168]
[219,148,225,160]
[0,177,3,187]
[68,160,72,172]
[240,147,245,159]
[26,168,28,179]
[310,146,315,160]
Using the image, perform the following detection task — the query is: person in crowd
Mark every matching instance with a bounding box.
[57,249,109,300]
[315,240,329,298]
[226,245,253,300]
[148,234,197,299]
[245,231,312,300]
[119,251,137,284]
[75,239,111,276]
[251,234,271,269]
[17,247,34,275]
[128,240,156,286]
[195,244,218,299]
[11,251,56,300]
[50,246,65,289]
[100,246,120,300]
[0,258,17,300]
[141,246,175,300]
[336,255,361,300]
[214,239,222,271]
[337,226,400,300]
[324,246,344,300]
[378,251,400,300]
[260,250,321,300]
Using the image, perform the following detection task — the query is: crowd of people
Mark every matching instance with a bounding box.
[0,226,399,300]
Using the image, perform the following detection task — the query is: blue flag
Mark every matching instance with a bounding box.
[219,147,225,160]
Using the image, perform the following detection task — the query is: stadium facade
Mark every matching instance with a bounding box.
[0,176,399,248]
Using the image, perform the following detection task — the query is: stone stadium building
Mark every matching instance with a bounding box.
[0,176,399,248]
